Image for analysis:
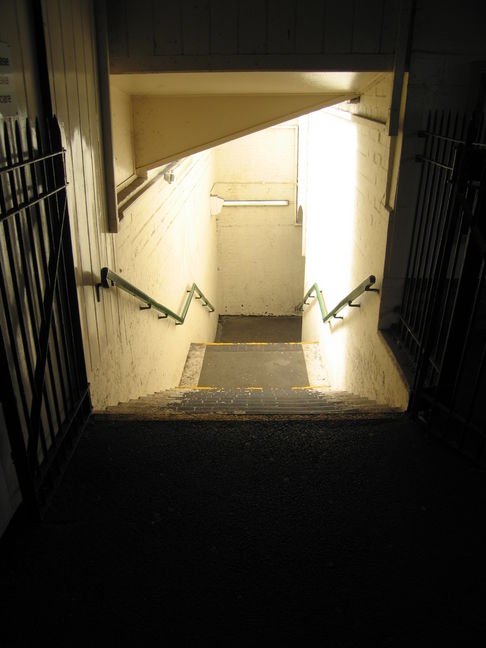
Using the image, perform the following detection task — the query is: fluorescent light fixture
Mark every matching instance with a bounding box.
[223,200,289,207]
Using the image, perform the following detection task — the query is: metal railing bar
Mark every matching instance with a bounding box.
[412,115,454,358]
[297,275,377,324]
[34,385,90,490]
[418,130,465,144]
[409,113,446,346]
[412,113,445,302]
[26,120,66,428]
[0,184,66,224]
[427,114,469,368]
[433,212,467,369]
[0,148,64,175]
[0,263,32,429]
[451,259,485,439]
[2,124,38,409]
[401,112,434,335]
[35,119,77,413]
[414,113,458,358]
[412,114,469,395]
[419,129,485,149]
[0,331,39,516]
[47,117,89,409]
[435,180,480,374]
[13,122,58,446]
[397,316,422,347]
[46,118,86,406]
[419,393,486,435]
[28,196,68,470]
[98,267,215,325]
[39,121,75,439]
[416,156,454,171]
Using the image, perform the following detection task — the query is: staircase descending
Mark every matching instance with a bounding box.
[101,383,399,420]
[100,317,400,420]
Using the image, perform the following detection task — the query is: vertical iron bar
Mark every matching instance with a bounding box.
[0,141,31,430]
[0,330,40,519]
[27,194,67,469]
[412,114,471,406]
[0,263,31,430]
[454,259,485,450]
[26,121,66,426]
[35,119,77,411]
[400,112,435,356]
[13,122,58,445]
[408,113,445,355]
[414,113,458,365]
[48,117,90,405]
[426,115,467,374]
[432,115,471,369]
[400,112,432,324]
[44,120,82,403]
[0,116,92,515]
[2,123,47,462]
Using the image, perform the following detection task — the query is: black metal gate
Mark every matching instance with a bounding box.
[398,109,486,465]
[0,117,91,518]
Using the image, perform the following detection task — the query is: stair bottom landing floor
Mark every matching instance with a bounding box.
[198,343,309,388]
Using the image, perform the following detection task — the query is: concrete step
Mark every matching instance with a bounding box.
[98,387,401,421]
[180,341,329,390]
[96,340,401,420]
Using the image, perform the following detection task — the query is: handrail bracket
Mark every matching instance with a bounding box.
[97,267,215,326]
[297,275,378,324]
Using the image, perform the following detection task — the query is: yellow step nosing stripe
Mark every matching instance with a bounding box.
[194,341,319,346]
[177,385,331,391]
[175,386,217,390]
[291,385,331,390]
[176,386,265,390]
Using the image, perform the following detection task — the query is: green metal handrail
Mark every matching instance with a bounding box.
[296,275,378,323]
[97,267,215,324]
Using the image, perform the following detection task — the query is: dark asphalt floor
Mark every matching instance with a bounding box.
[2,416,486,646]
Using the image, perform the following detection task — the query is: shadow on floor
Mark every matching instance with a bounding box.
[2,416,486,645]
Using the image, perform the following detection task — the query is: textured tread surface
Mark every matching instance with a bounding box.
[99,387,400,421]
[102,342,400,420]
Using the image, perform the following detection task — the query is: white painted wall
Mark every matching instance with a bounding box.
[110,83,135,188]
[214,125,305,316]
[300,76,409,409]
[41,0,219,409]
[97,151,219,407]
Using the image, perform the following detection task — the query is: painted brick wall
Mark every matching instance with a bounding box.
[93,150,219,408]
[301,75,409,408]
[341,75,393,124]
[214,125,305,316]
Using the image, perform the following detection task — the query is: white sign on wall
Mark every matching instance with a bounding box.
[0,42,18,117]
